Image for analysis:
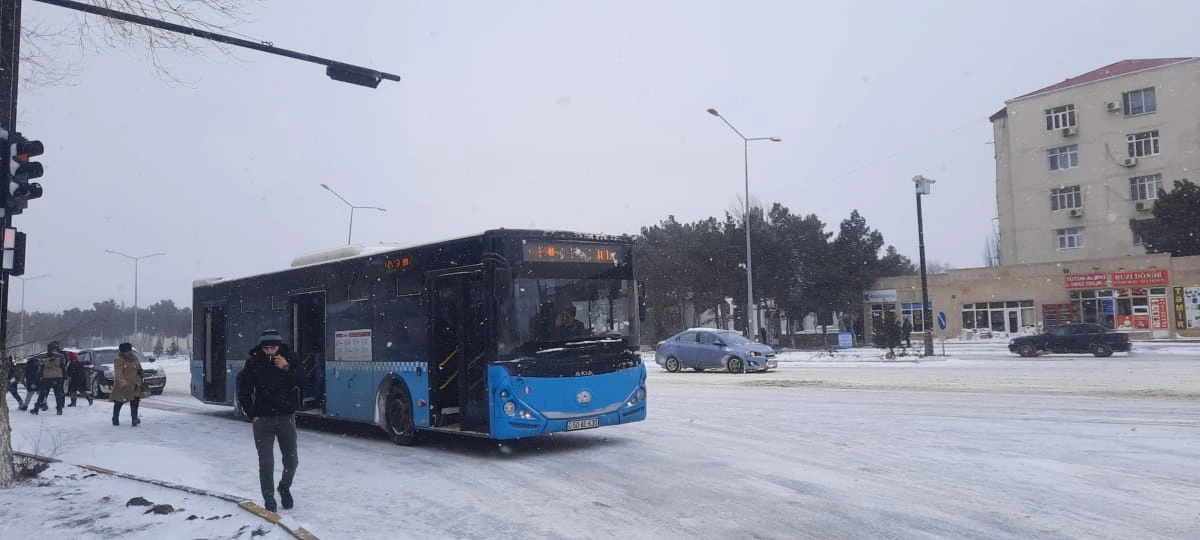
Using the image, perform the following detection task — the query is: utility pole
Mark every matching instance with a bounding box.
[914,175,936,357]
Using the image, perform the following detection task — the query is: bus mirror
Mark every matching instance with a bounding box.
[638,280,647,322]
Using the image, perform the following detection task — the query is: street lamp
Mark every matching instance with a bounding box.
[320,183,387,245]
[913,175,936,356]
[14,273,49,350]
[105,250,165,340]
[707,108,781,341]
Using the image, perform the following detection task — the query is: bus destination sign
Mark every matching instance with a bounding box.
[524,242,620,264]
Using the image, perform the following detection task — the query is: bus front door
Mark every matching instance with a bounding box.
[431,271,489,433]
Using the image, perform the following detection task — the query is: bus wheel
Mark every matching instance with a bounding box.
[726,357,744,374]
[384,384,418,446]
[664,356,682,373]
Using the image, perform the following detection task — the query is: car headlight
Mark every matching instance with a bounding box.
[747,351,761,357]
[1008,339,1015,345]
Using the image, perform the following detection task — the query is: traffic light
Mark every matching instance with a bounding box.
[2,227,26,276]
[2,131,44,216]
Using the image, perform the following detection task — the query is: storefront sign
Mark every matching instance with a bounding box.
[1064,273,1107,289]
[1111,269,1169,287]
[864,289,897,303]
[1175,287,1187,329]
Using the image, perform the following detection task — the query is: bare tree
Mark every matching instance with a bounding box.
[23,0,263,85]
[925,260,955,274]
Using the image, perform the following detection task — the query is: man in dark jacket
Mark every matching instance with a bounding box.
[237,328,303,513]
[30,341,67,415]
[23,354,41,411]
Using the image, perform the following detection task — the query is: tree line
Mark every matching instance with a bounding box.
[7,299,191,357]
[636,202,916,342]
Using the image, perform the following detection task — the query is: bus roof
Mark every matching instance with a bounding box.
[193,228,633,290]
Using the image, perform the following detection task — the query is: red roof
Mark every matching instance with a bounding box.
[989,58,1197,123]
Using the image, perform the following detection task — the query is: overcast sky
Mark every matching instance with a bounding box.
[12,0,1200,313]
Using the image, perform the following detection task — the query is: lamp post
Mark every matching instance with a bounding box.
[14,273,49,350]
[105,250,165,340]
[707,108,781,340]
[320,183,387,245]
[913,175,936,356]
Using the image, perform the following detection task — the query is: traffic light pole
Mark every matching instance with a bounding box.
[0,0,23,361]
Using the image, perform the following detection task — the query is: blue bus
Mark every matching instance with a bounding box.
[191,229,647,444]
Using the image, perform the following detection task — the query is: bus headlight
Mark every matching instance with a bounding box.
[503,401,516,416]
[636,388,646,401]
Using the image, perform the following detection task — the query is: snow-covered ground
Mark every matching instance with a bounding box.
[3,346,1199,539]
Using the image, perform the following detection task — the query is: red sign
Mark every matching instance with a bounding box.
[1111,269,1169,287]
[1065,273,1108,289]
[1152,297,1169,329]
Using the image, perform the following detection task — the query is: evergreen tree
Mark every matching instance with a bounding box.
[1130,179,1200,256]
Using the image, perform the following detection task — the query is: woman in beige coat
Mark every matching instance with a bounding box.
[110,342,145,426]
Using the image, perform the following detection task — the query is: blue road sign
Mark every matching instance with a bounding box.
[937,311,947,330]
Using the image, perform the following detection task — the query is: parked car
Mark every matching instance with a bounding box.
[1008,323,1132,358]
[74,346,167,398]
[655,328,777,373]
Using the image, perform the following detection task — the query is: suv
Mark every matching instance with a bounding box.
[1008,323,1132,357]
[74,346,166,398]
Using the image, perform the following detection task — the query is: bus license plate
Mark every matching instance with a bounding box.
[566,417,599,431]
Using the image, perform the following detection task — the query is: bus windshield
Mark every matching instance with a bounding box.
[499,277,638,355]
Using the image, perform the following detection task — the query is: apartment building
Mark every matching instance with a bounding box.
[862,59,1200,341]
[991,57,1200,265]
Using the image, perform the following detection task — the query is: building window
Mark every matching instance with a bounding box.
[1123,87,1157,116]
[1056,227,1085,250]
[1044,104,1076,130]
[1050,186,1082,210]
[1127,130,1160,158]
[1047,145,1079,171]
[961,300,1034,333]
[901,302,931,333]
[1129,174,1163,201]
[1132,227,1145,246]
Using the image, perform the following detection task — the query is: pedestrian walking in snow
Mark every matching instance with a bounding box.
[4,354,25,409]
[238,328,303,513]
[110,342,146,426]
[902,318,913,348]
[30,341,67,415]
[65,350,93,407]
[22,354,41,411]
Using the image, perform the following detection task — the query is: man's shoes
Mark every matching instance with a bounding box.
[279,487,293,510]
[132,417,141,427]
[87,396,94,405]
[68,401,76,407]
[17,404,26,411]
[40,403,48,411]
[56,409,62,415]
[264,499,278,513]
[29,407,38,415]
[112,417,119,426]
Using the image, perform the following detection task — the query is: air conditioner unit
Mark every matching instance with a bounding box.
[1135,201,1149,212]
[1062,126,1078,136]
[1121,157,1138,167]
[1069,208,1084,218]
[1106,101,1121,112]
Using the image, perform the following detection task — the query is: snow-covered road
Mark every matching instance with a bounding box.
[10,355,1200,539]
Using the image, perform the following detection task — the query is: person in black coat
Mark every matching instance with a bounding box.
[4,355,25,410]
[65,351,93,407]
[237,328,303,513]
[23,355,41,411]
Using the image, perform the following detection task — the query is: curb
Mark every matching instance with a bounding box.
[14,451,318,540]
